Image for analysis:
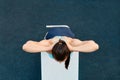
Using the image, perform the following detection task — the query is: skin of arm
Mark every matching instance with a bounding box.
[22,37,63,53]
[22,40,53,53]
[64,37,99,53]
[22,36,99,53]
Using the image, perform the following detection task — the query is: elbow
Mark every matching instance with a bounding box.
[22,40,32,51]
[22,43,28,51]
[89,40,99,51]
[22,44,26,51]
[94,43,99,51]
[96,43,99,50]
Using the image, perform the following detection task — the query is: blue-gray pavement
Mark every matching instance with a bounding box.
[0,0,120,80]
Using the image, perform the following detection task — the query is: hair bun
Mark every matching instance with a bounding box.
[58,42,62,44]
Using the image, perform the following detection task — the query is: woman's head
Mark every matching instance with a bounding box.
[52,39,71,69]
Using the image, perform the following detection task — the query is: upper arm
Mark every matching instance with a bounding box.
[71,40,99,52]
[38,40,51,46]
[22,40,52,53]
[24,40,50,47]
[71,39,97,46]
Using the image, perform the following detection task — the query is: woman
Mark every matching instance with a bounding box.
[22,25,99,69]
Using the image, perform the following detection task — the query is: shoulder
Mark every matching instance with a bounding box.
[63,36,73,41]
[63,36,82,42]
[72,38,82,42]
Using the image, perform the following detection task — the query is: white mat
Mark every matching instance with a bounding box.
[41,52,79,80]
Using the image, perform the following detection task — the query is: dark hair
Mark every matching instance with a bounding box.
[52,39,71,69]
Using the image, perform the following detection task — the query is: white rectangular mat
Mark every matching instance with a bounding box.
[41,52,79,80]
